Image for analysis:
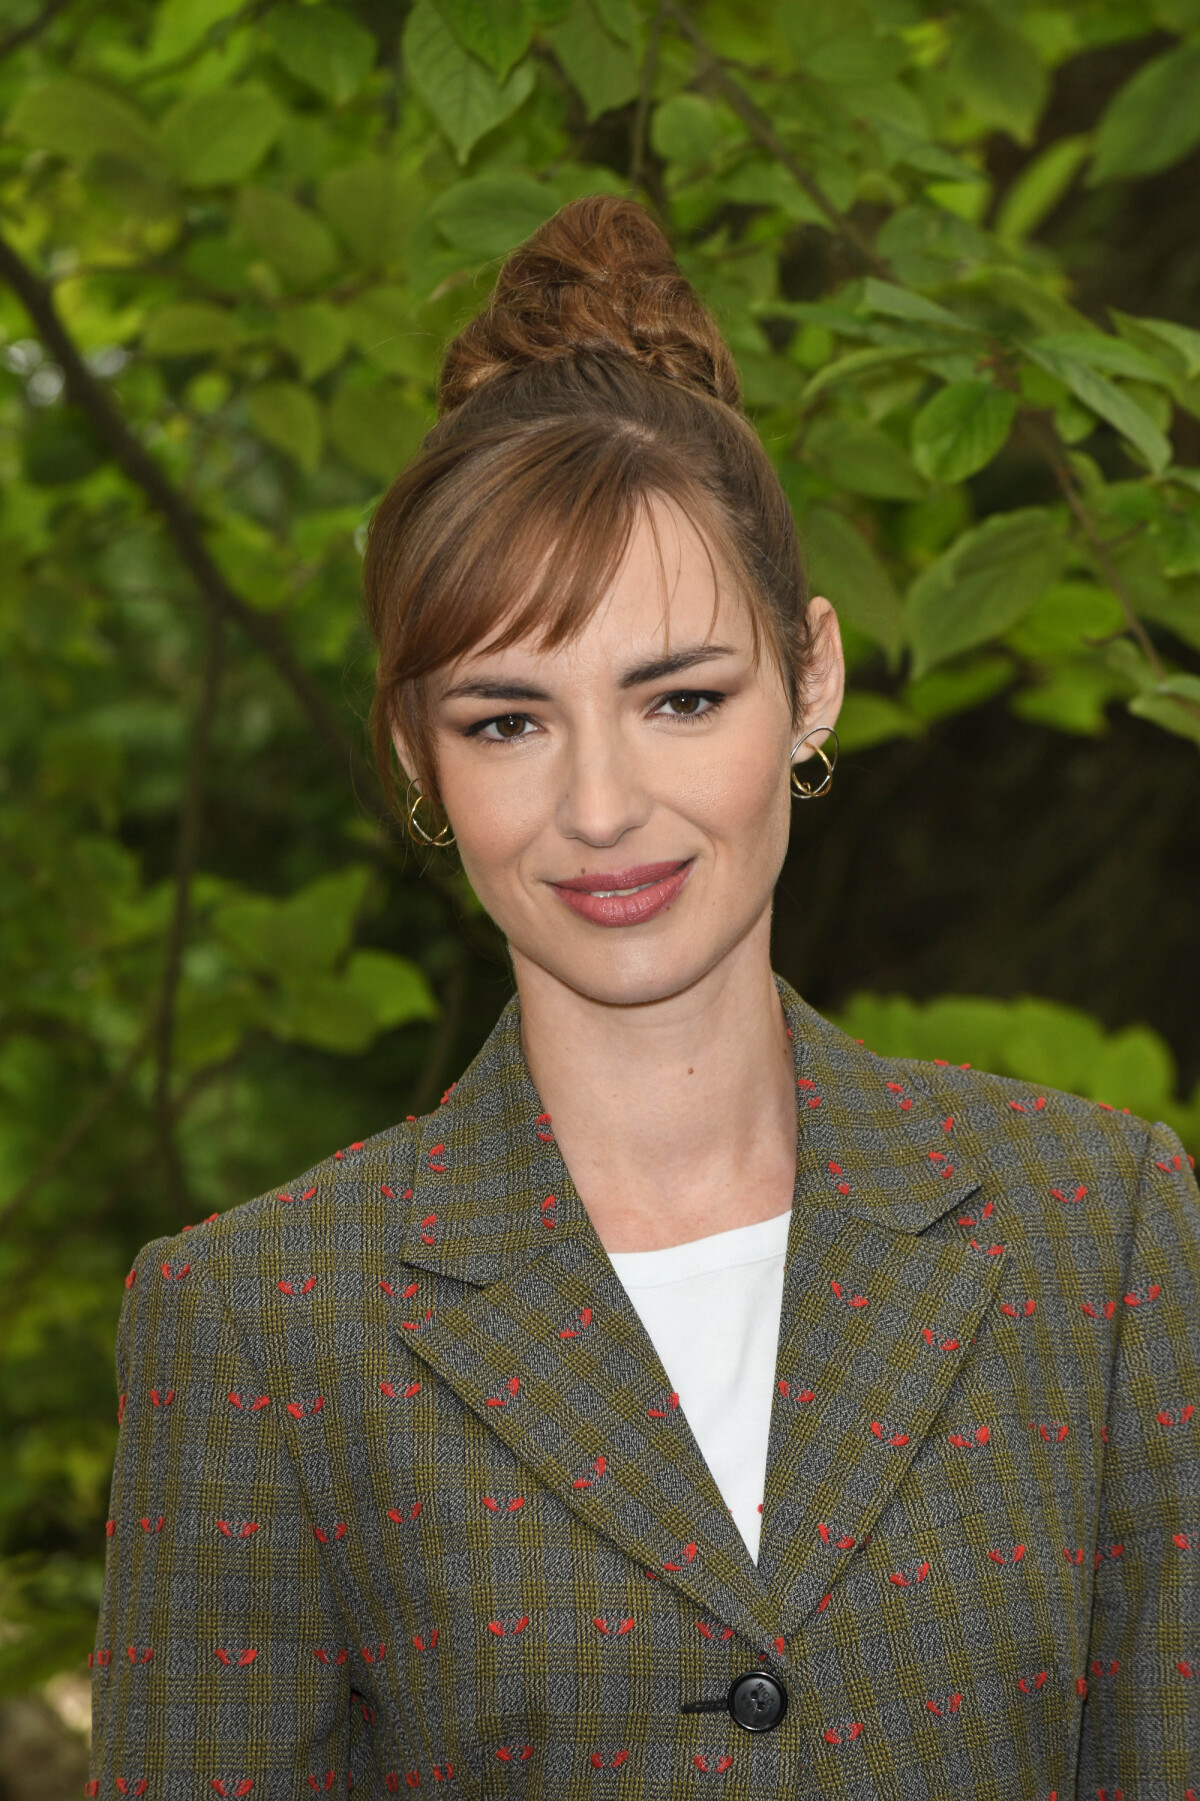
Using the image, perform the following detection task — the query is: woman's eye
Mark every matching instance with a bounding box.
[478,713,533,740]
[656,691,722,720]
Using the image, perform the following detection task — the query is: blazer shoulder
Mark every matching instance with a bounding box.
[128,1113,423,1297]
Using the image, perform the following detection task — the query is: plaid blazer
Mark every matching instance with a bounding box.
[90,976,1200,1801]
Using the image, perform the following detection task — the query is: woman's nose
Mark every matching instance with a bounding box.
[555,728,651,848]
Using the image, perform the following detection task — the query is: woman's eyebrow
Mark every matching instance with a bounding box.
[441,645,737,704]
[619,644,737,688]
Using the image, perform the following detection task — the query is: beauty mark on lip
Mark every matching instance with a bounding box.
[548,860,694,929]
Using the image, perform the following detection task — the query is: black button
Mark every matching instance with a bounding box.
[727,1671,788,1732]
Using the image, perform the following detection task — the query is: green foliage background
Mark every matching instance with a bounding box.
[1,0,1199,1704]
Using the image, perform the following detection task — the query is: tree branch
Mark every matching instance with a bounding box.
[0,231,373,803]
[0,0,71,63]
[155,608,225,1229]
[628,3,665,197]
[659,0,892,279]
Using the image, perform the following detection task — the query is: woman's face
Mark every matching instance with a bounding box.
[415,496,844,1009]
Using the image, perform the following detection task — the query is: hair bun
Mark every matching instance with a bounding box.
[438,194,742,415]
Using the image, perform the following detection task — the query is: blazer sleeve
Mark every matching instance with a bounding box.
[89,1233,380,1797]
[1077,1119,1200,1796]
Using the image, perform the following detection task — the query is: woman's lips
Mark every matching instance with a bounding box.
[549,859,694,927]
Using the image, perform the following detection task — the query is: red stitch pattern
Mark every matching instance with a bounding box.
[312,1648,348,1665]
[1063,1546,1084,1565]
[572,1454,607,1490]
[313,1521,348,1542]
[1030,1417,1070,1443]
[958,1200,995,1227]
[214,1647,257,1667]
[149,1387,174,1408]
[693,1755,734,1772]
[1173,1532,1199,1550]
[541,1194,556,1229]
[821,1721,864,1744]
[428,1143,447,1173]
[140,1516,164,1534]
[778,1379,816,1402]
[924,1693,962,1715]
[277,1186,317,1205]
[307,1776,335,1793]
[796,1077,822,1109]
[922,1329,961,1353]
[695,1621,734,1640]
[420,1214,436,1244]
[386,1504,421,1526]
[402,1309,433,1333]
[535,1112,554,1142]
[411,1628,439,1650]
[161,1260,190,1281]
[926,1150,955,1179]
[486,1377,521,1408]
[494,1746,534,1762]
[1081,1299,1116,1319]
[1050,1186,1087,1205]
[1000,1298,1036,1318]
[1123,1283,1161,1307]
[968,1237,1005,1256]
[86,1783,100,1796]
[217,1519,259,1540]
[210,1782,255,1798]
[228,1392,271,1411]
[817,1592,832,1614]
[360,1643,386,1663]
[89,1649,112,1666]
[106,1520,114,1537]
[828,1159,850,1196]
[889,1561,930,1587]
[942,1115,954,1133]
[816,1522,857,1550]
[1090,1658,1119,1677]
[116,1783,149,1797]
[987,1544,1026,1564]
[277,1276,317,1296]
[1094,1542,1124,1569]
[379,1381,421,1400]
[593,1617,635,1636]
[286,1396,324,1420]
[432,1767,453,1783]
[1178,1660,1195,1677]
[126,1645,153,1664]
[870,1420,910,1447]
[588,1751,629,1770]
[559,1307,593,1339]
[647,1390,679,1417]
[662,1541,698,1571]
[332,1142,365,1161]
[830,1279,868,1308]
[181,1213,219,1233]
[481,1494,525,1514]
[125,1267,137,1288]
[948,1424,990,1448]
[1157,1404,1196,1427]
[1018,1670,1049,1694]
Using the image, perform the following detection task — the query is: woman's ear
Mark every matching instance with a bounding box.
[390,722,416,788]
[792,596,845,752]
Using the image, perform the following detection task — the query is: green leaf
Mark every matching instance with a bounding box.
[652,94,731,171]
[403,0,535,163]
[544,0,641,121]
[1023,341,1172,472]
[908,507,1065,677]
[903,652,1014,722]
[1090,43,1200,184]
[317,158,417,270]
[435,0,534,78]
[236,186,339,289]
[994,135,1091,245]
[911,381,1017,483]
[248,380,322,472]
[945,12,1049,144]
[800,504,905,661]
[342,289,438,381]
[1004,580,1125,658]
[806,418,927,501]
[160,86,282,186]
[834,691,922,752]
[428,174,559,259]
[1034,331,1176,387]
[340,949,438,1028]
[211,866,372,980]
[858,279,976,333]
[267,976,380,1052]
[1009,659,1125,737]
[142,302,241,356]
[276,301,349,381]
[327,379,432,483]
[802,343,948,405]
[778,0,907,85]
[1128,689,1200,747]
[262,4,377,103]
[1112,312,1200,382]
[6,76,161,168]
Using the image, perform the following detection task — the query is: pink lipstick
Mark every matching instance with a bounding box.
[549,859,694,927]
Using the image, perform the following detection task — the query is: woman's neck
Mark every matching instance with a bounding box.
[513,923,799,1253]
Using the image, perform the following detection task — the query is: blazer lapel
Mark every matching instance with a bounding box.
[758,982,1004,1635]
[394,978,1002,1659]
[396,998,783,1657]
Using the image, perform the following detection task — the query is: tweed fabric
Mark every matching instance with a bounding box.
[90,976,1200,1800]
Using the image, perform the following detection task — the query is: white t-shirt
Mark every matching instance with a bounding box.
[608,1209,791,1564]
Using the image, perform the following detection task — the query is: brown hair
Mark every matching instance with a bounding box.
[362,195,812,822]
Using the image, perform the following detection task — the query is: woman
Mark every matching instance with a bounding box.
[90,197,1199,1800]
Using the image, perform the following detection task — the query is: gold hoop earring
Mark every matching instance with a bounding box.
[405,780,455,847]
[789,726,838,799]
